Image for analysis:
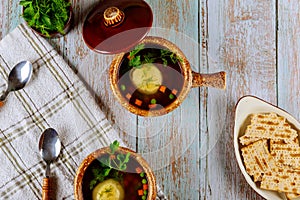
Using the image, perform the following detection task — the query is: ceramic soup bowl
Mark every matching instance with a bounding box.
[74,145,156,200]
[109,36,226,117]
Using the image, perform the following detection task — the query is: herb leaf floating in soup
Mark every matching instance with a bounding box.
[127,44,182,68]
[118,44,185,111]
[83,141,149,200]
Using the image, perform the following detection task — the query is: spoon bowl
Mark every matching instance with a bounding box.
[39,128,61,200]
[0,60,33,102]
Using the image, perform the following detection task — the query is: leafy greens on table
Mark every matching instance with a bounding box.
[20,0,71,37]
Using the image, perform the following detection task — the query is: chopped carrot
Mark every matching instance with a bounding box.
[136,167,143,174]
[0,101,4,107]
[159,85,166,93]
[172,89,178,95]
[126,93,131,99]
[138,189,144,196]
[148,104,157,109]
[143,184,148,190]
[135,99,142,106]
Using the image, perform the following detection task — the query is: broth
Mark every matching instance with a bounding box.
[117,44,184,111]
[82,153,148,200]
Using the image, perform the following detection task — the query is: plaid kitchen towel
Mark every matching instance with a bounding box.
[0,23,167,200]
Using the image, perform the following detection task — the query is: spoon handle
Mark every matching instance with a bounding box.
[42,177,51,200]
[0,90,9,102]
[0,90,9,107]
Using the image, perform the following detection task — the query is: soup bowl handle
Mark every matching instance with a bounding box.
[191,71,226,89]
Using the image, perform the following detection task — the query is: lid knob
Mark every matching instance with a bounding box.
[103,7,125,27]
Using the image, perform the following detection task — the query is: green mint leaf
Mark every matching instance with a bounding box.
[92,168,101,176]
[144,53,156,64]
[162,58,168,66]
[129,55,142,67]
[20,0,32,7]
[170,53,177,63]
[100,157,110,167]
[103,168,111,176]
[160,49,170,57]
[129,44,145,58]
[124,152,130,163]
[120,164,127,171]
[41,16,52,27]
[89,179,97,190]
[20,0,71,36]
[117,154,124,162]
[110,140,119,154]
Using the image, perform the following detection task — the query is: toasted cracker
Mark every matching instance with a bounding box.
[239,112,300,197]
[241,139,277,182]
[270,138,299,147]
[251,113,286,124]
[270,141,300,170]
[260,167,300,194]
[240,113,298,146]
[286,192,300,200]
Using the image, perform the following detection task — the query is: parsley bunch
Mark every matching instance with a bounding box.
[20,0,71,37]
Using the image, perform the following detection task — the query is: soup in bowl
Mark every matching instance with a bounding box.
[74,141,156,200]
[109,36,226,116]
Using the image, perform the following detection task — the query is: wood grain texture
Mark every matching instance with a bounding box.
[2,0,299,199]
[137,1,200,199]
[277,0,300,119]
[207,0,276,199]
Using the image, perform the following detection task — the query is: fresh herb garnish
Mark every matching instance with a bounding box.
[89,140,130,190]
[128,44,182,68]
[128,44,145,60]
[20,0,71,37]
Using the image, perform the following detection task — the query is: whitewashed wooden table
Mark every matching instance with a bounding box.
[1,0,300,199]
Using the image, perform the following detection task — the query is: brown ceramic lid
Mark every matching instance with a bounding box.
[82,0,153,54]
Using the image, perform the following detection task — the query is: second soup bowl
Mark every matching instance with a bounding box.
[74,142,156,200]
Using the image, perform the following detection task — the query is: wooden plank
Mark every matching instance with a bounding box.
[58,0,139,150]
[206,0,276,199]
[277,0,300,119]
[137,0,200,199]
[0,0,287,199]
[0,0,22,38]
[198,0,210,199]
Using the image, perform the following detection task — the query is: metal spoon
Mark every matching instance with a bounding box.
[39,128,62,200]
[0,60,33,102]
